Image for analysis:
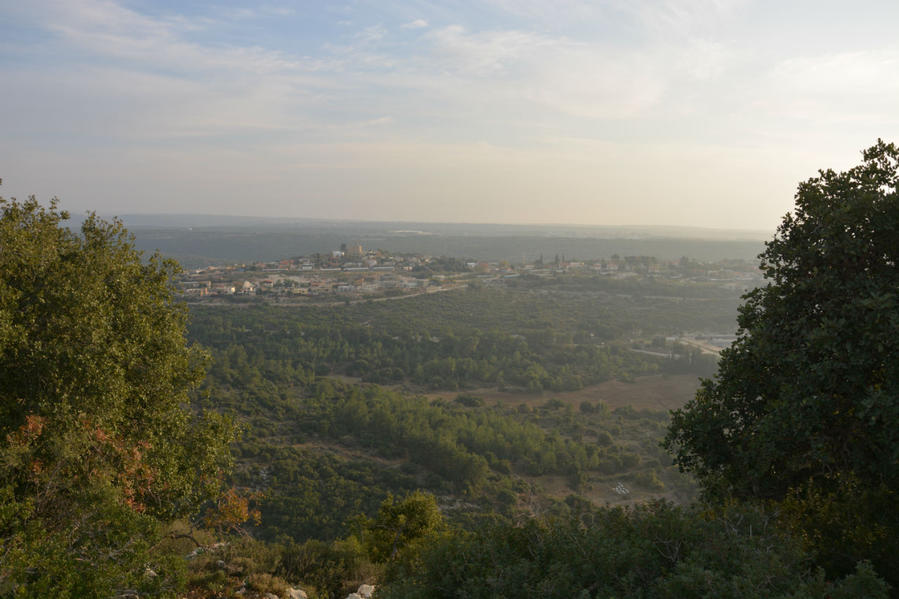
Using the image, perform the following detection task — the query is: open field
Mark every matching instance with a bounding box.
[522,468,696,509]
[424,373,702,413]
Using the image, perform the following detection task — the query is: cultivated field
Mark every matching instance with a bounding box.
[424,373,702,412]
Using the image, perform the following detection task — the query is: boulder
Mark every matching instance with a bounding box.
[288,589,308,599]
[357,584,375,598]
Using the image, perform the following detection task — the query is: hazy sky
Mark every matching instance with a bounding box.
[2,0,898,230]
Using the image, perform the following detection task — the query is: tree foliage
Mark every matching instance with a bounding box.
[362,491,444,564]
[0,197,234,596]
[379,502,888,599]
[664,141,899,583]
[187,287,682,394]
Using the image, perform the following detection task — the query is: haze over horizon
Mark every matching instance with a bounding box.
[2,0,898,230]
[108,211,770,237]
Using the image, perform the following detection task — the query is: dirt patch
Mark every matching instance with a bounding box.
[518,470,695,509]
[549,374,702,412]
[292,440,406,468]
[329,374,365,385]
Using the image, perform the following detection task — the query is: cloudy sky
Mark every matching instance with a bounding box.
[1,0,898,230]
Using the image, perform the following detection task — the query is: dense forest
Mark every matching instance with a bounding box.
[188,279,730,392]
[186,285,709,546]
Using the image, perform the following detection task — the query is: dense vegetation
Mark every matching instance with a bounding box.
[0,199,234,596]
[189,280,732,393]
[666,139,899,589]
[381,502,887,599]
[184,281,719,547]
[199,366,692,545]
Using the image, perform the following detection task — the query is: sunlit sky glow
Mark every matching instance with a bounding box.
[2,0,898,230]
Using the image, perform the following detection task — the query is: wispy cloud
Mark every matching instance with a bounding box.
[43,1,305,74]
[401,18,428,29]
[604,0,748,40]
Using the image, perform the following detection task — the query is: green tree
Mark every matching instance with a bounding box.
[0,197,234,596]
[664,141,899,583]
[363,491,443,564]
[379,502,889,599]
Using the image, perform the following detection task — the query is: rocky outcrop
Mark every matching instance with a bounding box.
[345,583,375,599]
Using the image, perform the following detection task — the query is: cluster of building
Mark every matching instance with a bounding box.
[178,244,459,300]
[177,243,761,302]
[519,255,760,288]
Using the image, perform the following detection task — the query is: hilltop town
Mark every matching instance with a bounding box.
[177,242,762,304]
